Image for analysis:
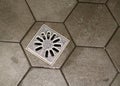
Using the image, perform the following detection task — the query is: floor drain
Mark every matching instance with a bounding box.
[26,24,70,65]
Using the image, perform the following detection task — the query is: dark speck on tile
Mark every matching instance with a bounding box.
[11,57,18,64]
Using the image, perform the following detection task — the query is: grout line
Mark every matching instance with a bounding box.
[32,66,60,70]
[0,41,19,43]
[20,22,36,43]
[105,0,109,4]
[105,49,119,73]
[77,45,104,49]
[60,47,76,69]
[105,26,119,47]
[105,4,119,26]
[60,69,70,86]
[63,23,76,46]
[36,21,63,23]
[19,43,32,67]
[63,2,78,23]
[76,0,79,3]
[17,67,32,86]
[78,1,105,4]
[24,0,36,21]
[109,72,119,86]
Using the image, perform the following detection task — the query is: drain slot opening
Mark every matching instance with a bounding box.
[53,38,60,43]
[35,47,42,51]
[51,34,56,40]
[41,32,46,40]
[45,50,48,58]
[53,44,61,47]
[52,47,59,52]
[34,43,42,45]
[37,37,43,42]
[47,31,51,39]
[50,50,54,56]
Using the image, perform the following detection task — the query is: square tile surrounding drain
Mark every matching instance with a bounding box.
[26,24,70,65]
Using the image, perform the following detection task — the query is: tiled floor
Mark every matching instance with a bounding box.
[0,0,120,86]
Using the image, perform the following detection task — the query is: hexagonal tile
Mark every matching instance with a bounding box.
[0,0,34,42]
[20,68,67,86]
[21,22,75,68]
[78,0,107,3]
[106,27,120,72]
[0,42,29,86]
[65,3,117,47]
[26,0,77,22]
[62,47,117,86]
[107,0,120,25]
[111,73,120,86]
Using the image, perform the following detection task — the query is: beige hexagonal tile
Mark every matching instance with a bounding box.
[78,0,107,3]
[107,0,120,25]
[0,42,29,86]
[65,3,117,47]
[106,27,120,72]
[0,0,34,42]
[20,68,67,86]
[111,73,120,86]
[21,22,75,68]
[26,0,77,22]
[62,47,117,86]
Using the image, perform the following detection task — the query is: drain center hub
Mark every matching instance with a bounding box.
[43,40,52,49]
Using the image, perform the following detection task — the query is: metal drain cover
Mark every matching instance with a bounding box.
[26,24,70,65]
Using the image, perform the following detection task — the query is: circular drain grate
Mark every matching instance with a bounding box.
[34,31,62,58]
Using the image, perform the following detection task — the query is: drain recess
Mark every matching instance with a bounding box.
[26,24,70,65]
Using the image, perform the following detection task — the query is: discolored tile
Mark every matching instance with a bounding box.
[107,0,120,25]
[78,0,107,3]
[65,3,117,47]
[0,43,29,86]
[106,27,120,72]
[21,22,75,68]
[26,0,77,22]
[20,68,67,86]
[62,47,117,86]
[111,73,120,86]
[0,0,34,42]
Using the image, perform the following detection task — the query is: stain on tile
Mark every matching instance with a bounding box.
[11,56,18,64]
